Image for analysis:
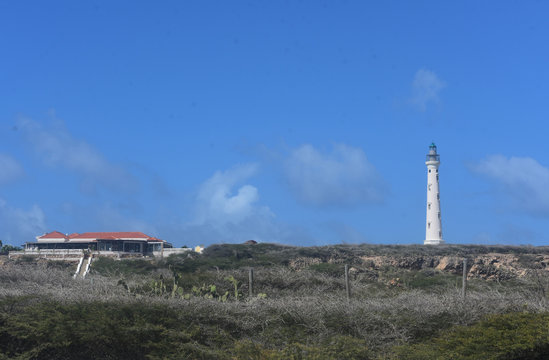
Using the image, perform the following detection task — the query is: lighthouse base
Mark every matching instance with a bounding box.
[424,239,445,245]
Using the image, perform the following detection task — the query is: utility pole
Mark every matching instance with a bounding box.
[249,268,254,297]
[345,264,351,300]
[462,258,467,299]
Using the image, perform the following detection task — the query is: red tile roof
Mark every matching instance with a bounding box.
[38,231,163,242]
[38,231,68,239]
[71,232,156,240]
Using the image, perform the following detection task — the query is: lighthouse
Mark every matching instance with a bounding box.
[424,143,444,245]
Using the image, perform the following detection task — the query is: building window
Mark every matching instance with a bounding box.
[429,169,431,173]
[439,231,442,238]
[437,193,440,200]
[436,169,438,173]
[428,203,431,210]
[436,175,439,181]
[428,222,431,229]
[438,212,441,219]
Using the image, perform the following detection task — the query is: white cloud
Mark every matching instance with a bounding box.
[179,214,311,246]
[17,117,137,194]
[471,155,549,216]
[0,154,23,185]
[409,69,445,111]
[174,163,315,245]
[0,198,46,244]
[192,163,272,225]
[283,144,386,207]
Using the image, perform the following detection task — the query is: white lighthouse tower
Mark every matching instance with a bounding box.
[424,143,444,245]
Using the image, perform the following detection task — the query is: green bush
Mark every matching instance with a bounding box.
[91,257,158,276]
[0,245,22,253]
[393,312,549,359]
[0,298,374,360]
[0,299,231,360]
[165,243,295,272]
[402,269,460,290]
[14,255,36,264]
[232,336,371,359]
[308,263,345,277]
[4,243,549,359]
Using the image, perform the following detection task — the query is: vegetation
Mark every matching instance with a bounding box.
[393,313,549,359]
[0,239,22,254]
[1,243,549,359]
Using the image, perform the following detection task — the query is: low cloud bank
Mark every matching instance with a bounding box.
[471,155,549,216]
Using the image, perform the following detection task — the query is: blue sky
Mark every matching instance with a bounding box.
[1,1,549,247]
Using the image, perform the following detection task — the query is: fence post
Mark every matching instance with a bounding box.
[345,264,351,300]
[462,258,467,299]
[249,268,254,297]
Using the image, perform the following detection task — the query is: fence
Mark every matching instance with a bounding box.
[11,249,84,260]
[10,247,194,260]
[246,259,470,300]
[153,248,193,258]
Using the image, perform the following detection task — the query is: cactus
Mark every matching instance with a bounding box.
[184,283,231,302]
[225,275,240,300]
[171,283,179,298]
[151,278,169,297]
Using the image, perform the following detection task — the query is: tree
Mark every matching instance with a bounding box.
[1,244,22,253]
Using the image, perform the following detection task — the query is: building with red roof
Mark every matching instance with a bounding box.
[26,231,170,254]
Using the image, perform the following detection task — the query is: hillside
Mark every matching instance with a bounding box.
[1,243,549,359]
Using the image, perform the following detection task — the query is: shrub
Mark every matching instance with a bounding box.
[0,299,231,360]
[232,336,371,359]
[0,245,22,253]
[91,257,158,276]
[309,263,345,277]
[402,269,460,290]
[392,312,549,359]
[3,244,549,359]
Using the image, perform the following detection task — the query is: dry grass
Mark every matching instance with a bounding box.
[1,260,548,355]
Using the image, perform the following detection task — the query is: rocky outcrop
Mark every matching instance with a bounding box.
[359,253,549,280]
[435,256,462,272]
[360,256,439,270]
